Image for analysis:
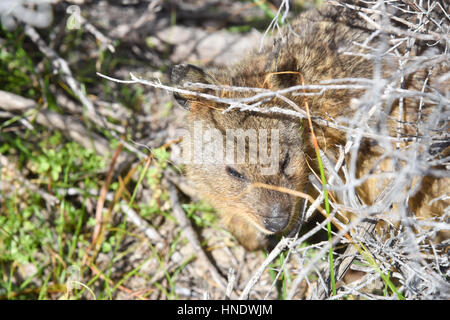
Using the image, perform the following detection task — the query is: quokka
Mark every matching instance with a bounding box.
[171,3,449,250]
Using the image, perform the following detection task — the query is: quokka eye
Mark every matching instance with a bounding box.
[281,152,290,175]
[226,166,246,181]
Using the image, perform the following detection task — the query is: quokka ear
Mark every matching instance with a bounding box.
[171,64,218,110]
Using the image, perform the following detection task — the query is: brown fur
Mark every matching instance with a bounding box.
[171,5,449,250]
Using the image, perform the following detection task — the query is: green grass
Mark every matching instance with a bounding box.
[313,147,337,296]
[0,23,212,300]
[0,136,105,299]
[264,250,291,300]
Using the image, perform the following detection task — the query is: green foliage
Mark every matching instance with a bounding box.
[31,132,105,184]
[0,132,107,299]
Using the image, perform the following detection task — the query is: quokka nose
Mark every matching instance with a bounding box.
[263,204,290,233]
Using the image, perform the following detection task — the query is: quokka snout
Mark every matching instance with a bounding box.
[170,4,449,251]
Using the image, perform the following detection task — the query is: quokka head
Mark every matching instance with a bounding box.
[171,64,310,250]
